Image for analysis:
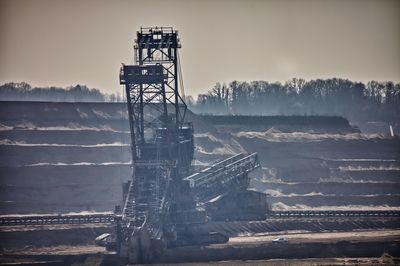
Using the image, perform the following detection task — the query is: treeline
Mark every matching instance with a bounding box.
[190,78,400,122]
[0,82,124,102]
[1,79,399,122]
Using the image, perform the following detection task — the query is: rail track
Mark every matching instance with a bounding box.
[1,210,399,227]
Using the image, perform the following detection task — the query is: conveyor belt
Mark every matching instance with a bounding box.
[1,210,399,226]
[269,210,400,218]
[0,213,116,226]
[184,153,261,203]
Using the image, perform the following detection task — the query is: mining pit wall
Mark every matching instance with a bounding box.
[0,101,399,215]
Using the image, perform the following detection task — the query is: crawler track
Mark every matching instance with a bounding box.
[1,210,399,227]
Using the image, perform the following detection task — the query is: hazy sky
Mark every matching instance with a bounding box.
[1,0,399,96]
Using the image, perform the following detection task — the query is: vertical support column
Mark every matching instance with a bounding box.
[125,84,137,161]
[173,47,181,173]
[139,84,144,144]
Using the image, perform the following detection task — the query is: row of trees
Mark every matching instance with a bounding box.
[0,82,123,102]
[190,78,400,122]
[1,79,399,121]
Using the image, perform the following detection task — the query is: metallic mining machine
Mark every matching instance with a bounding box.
[116,27,264,263]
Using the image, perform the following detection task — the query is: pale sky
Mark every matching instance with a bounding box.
[0,0,399,96]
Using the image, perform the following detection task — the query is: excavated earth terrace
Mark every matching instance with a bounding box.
[0,101,399,264]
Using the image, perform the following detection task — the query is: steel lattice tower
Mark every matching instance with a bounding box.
[119,27,195,243]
